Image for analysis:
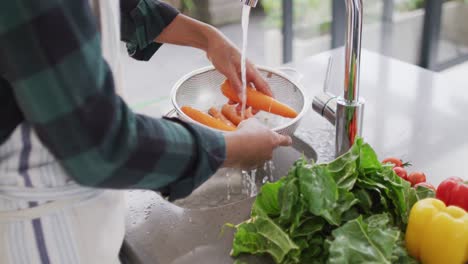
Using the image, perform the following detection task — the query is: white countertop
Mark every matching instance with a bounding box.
[292,48,468,185]
[123,48,468,263]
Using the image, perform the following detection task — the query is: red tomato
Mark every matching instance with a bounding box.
[414,182,435,191]
[393,167,408,181]
[383,157,403,167]
[408,172,426,187]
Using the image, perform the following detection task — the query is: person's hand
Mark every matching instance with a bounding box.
[223,118,292,170]
[205,29,273,97]
[155,16,270,97]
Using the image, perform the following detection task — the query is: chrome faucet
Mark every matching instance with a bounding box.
[241,0,258,7]
[242,0,363,156]
[312,0,365,157]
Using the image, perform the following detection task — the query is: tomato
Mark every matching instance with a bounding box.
[393,167,408,181]
[383,157,403,167]
[414,182,435,191]
[408,172,426,187]
[382,157,411,168]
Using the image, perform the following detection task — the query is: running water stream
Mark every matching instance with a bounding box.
[237,5,257,197]
[240,5,251,119]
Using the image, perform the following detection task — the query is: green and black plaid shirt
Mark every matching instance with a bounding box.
[0,0,225,200]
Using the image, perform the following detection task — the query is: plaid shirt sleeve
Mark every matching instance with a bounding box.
[120,0,180,61]
[0,0,226,200]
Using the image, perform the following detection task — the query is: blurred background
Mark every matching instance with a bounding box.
[123,0,468,110]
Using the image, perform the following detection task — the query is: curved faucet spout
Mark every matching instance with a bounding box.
[344,0,363,103]
[312,0,365,157]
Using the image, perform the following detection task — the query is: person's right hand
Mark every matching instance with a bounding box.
[223,118,292,170]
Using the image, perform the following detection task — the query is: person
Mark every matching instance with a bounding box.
[0,0,292,263]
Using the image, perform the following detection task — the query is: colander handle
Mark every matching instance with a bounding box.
[276,67,303,84]
[165,108,178,118]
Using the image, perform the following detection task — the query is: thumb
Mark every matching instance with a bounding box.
[276,134,292,147]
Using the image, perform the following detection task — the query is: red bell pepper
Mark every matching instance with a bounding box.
[436,177,468,212]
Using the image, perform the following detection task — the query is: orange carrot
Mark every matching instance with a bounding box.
[208,107,236,127]
[221,80,298,118]
[222,104,242,125]
[181,106,235,131]
[221,104,254,125]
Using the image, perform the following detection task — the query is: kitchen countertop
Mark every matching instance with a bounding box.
[122,48,468,263]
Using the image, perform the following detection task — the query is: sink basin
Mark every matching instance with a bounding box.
[122,135,317,264]
[174,135,317,209]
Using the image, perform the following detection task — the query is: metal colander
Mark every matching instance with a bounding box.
[170,66,308,136]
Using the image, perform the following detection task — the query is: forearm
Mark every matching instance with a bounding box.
[154,14,219,52]
[3,0,227,200]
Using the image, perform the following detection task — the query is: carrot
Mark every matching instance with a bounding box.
[208,107,236,127]
[181,106,235,131]
[221,80,298,118]
[221,104,254,125]
[222,104,242,125]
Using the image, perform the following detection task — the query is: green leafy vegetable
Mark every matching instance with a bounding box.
[231,216,299,263]
[252,180,283,217]
[328,214,404,264]
[228,138,422,263]
[278,177,300,224]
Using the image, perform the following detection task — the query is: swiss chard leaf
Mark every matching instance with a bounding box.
[231,216,299,263]
[327,214,401,264]
[292,216,325,238]
[325,189,359,225]
[358,141,383,172]
[278,177,299,224]
[298,236,326,263]
[354,187,373,213]
[414,184,435,200]
[391,235,419,264]
[252,179,283,217]
[297,164,340,225]
[229,137,419,264]
[297,164,358,226]
[327,139,360,191]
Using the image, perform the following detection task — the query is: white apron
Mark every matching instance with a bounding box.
[0,1,127,263]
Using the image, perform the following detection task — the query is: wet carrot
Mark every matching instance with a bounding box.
[181,106,236,131]
[222,104,242,125]
[208,107,236,127]
[221,104,254,126]
[221,80,298,118]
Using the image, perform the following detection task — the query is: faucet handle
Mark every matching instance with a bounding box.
[312,56,337,125]
[323,56,334,95]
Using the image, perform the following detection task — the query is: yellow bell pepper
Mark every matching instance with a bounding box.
[405,198,468,264]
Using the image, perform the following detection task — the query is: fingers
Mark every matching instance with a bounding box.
[276,134,293,147]
[225,67,243,98]
[235,104,242,113]
[247,63,273,97]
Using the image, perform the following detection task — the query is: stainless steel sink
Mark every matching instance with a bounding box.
[174,135,317,210]
[122,135,317,264]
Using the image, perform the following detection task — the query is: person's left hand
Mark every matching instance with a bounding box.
[205,29,273,98]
